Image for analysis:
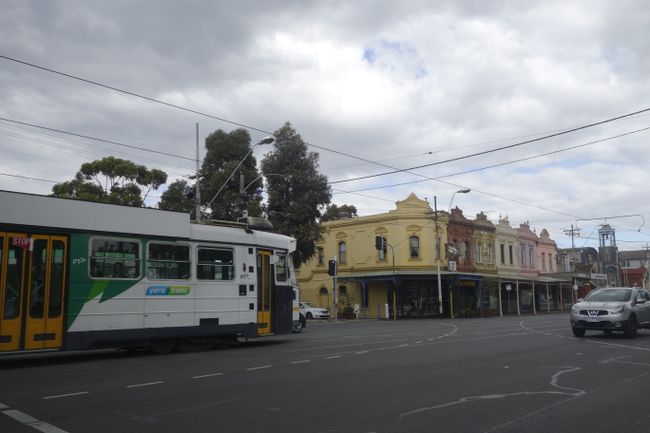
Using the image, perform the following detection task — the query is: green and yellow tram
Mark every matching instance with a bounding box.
[0,190,298,354]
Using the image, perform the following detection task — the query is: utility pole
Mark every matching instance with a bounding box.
[563,224,580,271]
[435,196,443,317]
[195,123,202,222]
[643,242,650,289]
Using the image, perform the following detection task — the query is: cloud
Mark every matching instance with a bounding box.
[1,0,649,249]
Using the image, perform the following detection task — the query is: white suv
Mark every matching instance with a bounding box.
[300,302,330,320]
[570,287,650,338]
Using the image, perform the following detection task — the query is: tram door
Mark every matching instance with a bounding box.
[256,250,273,335]
[0,233,67,351]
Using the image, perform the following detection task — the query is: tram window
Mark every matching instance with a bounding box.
[197,248,234,281]
[90,237,140,279]
[4,243,23,320]
[147,242,190,280]
[29,239,47,318]
[48,241,65,318]
[275,254,288,282]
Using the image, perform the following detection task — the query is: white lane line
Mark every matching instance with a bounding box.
[126,381,164,388]
[623,372,649,383]
[326,355,343,359]
[43,391,89,400]
[2,409,69,433]
[290,360,311,364]
[2,409,38,424]
[355,350,369,355]
[192,373,223,379]
[247,365,272,371]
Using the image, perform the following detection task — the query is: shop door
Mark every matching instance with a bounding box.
[0,233,67,351]
[256,250,272,335]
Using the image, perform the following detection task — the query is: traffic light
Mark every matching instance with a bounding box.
[328,259,337,276]
[375,236,384,251]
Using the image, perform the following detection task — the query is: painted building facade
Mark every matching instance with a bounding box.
[298,193,568,320]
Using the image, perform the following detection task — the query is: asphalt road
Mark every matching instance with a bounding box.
[1,313,650,433]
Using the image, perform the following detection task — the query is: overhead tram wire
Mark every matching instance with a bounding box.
[0,172,58,183]
[5,54,648,189]
[2,53,646,222]
[328,108,650,185]
[334,126,650,194]
[331,126,650,221]
[325,111,650,174]
[0,122,195,176]
[0,127,192,180]
[0,116,195,162]
[0,54,400,173]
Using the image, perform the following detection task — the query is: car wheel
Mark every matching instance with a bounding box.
[293,321,303,333]
[572,327,585,337]
[624,315,638,338]
[306,312,313,319]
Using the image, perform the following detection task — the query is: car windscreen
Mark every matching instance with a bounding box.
[584,289,632,302]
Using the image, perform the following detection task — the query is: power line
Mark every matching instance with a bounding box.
[0,172,57,183]
[0,116,195,162]
[0,123,194,176]
[5,53,649,199]
[332,126,650,193]
[3,53,647,225]
[1,54,396,169]
[329,108,650,185]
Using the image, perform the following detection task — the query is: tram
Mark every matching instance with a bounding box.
[0,190,299,353]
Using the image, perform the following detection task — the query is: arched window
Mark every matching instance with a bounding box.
[319,287,329,295]
[409,236,420,258]
[338,241,347,264]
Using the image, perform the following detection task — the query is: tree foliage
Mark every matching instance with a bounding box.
[321,204,358,222]
[158,179,197,219]
[52,156,167,207]
[262,122,331,265]
[199,128,263,221]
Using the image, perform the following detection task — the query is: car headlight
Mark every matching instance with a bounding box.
[610,306,625,314]
[571,305,578,313]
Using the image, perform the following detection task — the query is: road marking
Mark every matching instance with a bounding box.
[415,341,423,344]
[623,372,649,383]
[290,360,311,364]
[247,365,272,371]
[192,373,223,379]
[0,402,8,409]
[588,340,650,352]
[2,409,69,433]
[326,355,343,359]
[43,391,89,400]
[126,381,164,388]
[355,350,369,355]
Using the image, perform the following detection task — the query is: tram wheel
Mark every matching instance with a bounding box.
[150,339,177,354]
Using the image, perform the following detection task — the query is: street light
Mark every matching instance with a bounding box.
[241,173,291,193]
[205,136,275,210]
[448,188,471,213]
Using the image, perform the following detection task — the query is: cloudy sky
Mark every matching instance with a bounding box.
[1,0,649,251]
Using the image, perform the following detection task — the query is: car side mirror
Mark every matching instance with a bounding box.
[635,297,646,305]
[576,298,584,302]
